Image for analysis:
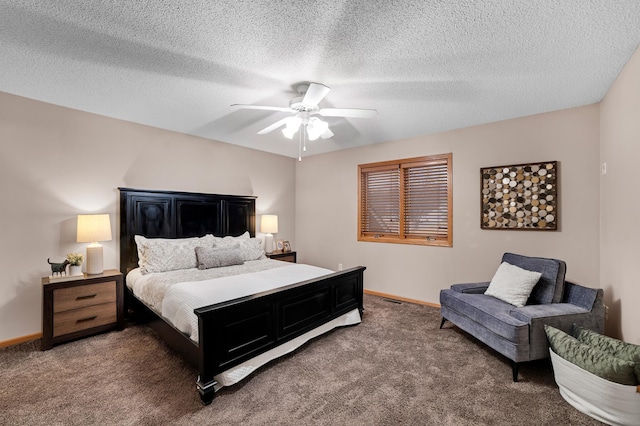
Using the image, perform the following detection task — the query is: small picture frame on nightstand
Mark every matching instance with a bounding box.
[283,241,291,252]
[276,240,284,252]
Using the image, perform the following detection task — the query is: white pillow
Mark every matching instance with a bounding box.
[212,231,250,244]
[484,262,542,307]
[135,234,215,274]
[214,237,266,261]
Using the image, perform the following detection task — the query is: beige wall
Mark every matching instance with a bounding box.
[600,46,640,344]
[3,46,638,344]
[0,92,296,342]
[296,105,601,308]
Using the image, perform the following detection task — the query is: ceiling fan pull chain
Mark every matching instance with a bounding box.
[303,129,307,152]
[298,129,302,161]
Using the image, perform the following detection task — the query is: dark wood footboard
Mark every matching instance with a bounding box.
[195,266,365,404]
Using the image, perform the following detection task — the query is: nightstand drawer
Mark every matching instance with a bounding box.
[53,302,117,337]
[53,281,116,313]
[274,253,296,263]
[266,251,297,263]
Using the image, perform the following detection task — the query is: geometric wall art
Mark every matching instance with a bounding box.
[481,161,558,230]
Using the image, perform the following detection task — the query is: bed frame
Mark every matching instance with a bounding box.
[119,188,365,404]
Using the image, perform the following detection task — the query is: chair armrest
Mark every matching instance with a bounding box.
[510,303,588,322]
[510,302,605,361]
[450,282,489,294]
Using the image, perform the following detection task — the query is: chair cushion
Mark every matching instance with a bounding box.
[562,282,598,310]
[440,289,529,344]
[502,253,566,304]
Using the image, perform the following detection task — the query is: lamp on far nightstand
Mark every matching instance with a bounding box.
[77,214,112,275]
[260,214,278,254]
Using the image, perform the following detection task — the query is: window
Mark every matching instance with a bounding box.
[358,153,452,247]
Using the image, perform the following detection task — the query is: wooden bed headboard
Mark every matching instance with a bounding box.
[118,187,256,276]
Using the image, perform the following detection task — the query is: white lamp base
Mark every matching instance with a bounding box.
[264,233,274,254]
[85,243,104,275]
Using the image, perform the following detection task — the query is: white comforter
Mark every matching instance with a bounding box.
[127,259,335,342]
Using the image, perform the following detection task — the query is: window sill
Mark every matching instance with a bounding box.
[358,236,452,247]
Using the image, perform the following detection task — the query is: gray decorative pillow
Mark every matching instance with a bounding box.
[571,323,640,384]
[195,245,244,269]
[545,325,637,385]
[135,234,215,274]
[484,262,542,307]
[214,237,265,262]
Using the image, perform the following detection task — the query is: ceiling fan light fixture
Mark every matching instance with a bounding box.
[307,118,329,141]
[282,126,297,139]
[282,116,302,139]
[232,82,375,154]
[320,128,334,139]
[285,116,302,129]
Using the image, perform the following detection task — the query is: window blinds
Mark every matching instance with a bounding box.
[402,159,449,239]
[359,153,452,246]
[360,165,400,236]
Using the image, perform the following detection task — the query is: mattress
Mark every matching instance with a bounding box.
[126,258,288,315]
[127,259,339,341]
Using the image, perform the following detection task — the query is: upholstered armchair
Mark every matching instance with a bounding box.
[439,253,605,381]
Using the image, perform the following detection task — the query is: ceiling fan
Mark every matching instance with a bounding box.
[231,82,377,159]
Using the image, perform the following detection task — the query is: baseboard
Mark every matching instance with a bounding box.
[364,289,440,308]
[0,332,42,349]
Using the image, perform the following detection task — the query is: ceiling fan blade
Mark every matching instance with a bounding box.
[320,129,334,139]
[302,83,330,106]
[257,117,291,135]
[231,104,291,113]
[318,108,378,119]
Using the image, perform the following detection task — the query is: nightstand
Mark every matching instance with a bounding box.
[266,251,297,263]
[42,269,124,350]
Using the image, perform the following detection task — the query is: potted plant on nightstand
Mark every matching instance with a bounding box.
[66,253,84,276]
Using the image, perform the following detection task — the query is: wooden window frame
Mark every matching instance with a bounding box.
[358,153,453,247]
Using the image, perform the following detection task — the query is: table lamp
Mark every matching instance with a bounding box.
[260,214,278,254]
[77,214,112,275]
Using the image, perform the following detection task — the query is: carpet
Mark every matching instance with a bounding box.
[0,294,602,425]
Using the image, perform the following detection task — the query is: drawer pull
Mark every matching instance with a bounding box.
[76,294,97,301]
[76,316,97,323]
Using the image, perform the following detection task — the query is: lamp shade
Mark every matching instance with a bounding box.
[260,215,278,234]
[77,214,112,243]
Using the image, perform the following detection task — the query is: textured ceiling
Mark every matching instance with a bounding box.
[2,1,640,159]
